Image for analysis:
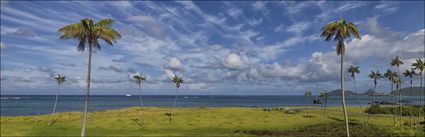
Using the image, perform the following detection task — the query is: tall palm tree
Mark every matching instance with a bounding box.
[169,75,184,121]
[304,90,312,118]
[58,18,121,137]
[384,69,399,127]
[391,56,404,125]
[133,74,147,127]
[49,74,66,126]
[367,70,383,125]
[319,91,331,120]
[394,79,403,126]
[347,66,366,124]
[412,58,424,124]
[404,69,416,128]
[320,17,361,137]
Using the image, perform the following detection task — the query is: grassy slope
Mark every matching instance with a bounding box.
[1,107,424,136]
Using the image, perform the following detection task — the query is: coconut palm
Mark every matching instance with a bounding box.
[304,90,312,118]
[384,69,399,127]
[48,74,66,126]
[133,74,147,127]
[391,56,404,125]
[320,17,360,137]
[412,58,424,124]
[319,91,331,120]
[169,75,184,121]
[404,69,416,128]
[367,70,383,125]
[58,18,121,137]
[347,66,366,124]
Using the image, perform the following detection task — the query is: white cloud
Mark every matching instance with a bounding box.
[167,57,184,71]
[223,53,247,70]
[0,41,5,49]
[286,21,311,34]
[227,8,242,18]
[247,18,263,26]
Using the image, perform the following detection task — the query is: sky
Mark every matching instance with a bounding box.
[0,1,424,95]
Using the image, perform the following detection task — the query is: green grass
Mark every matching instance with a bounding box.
[1,106,424,136]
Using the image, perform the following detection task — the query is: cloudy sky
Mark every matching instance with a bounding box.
[1,1,424,95]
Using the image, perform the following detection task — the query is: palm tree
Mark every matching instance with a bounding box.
[347,66,366,124]
[319,91,331,120]
[320,17,361,137]
[133,74,147,127]
[169,75,184,121]
[412,58,424,124]
[304,90,312,118]
[391,56,404,125]
[394,79,403,126]
[367,70,383,125]
[404,69,416,128]
[384,69,399,127]
[49,74,66,125]
[58,18,121,137]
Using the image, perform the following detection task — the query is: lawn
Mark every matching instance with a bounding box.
[1,106,424,136]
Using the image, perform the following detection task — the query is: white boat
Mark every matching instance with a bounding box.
[126,94,131,97]
[184,96,189,99]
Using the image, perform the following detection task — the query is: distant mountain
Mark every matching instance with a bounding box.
[390,87,423,96]
[329,89,357,96]
[360,88,387,96]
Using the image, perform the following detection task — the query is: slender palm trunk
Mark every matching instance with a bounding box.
[169,87,179,121]
[324,100,327,118]
[398,67,403,126]
[340,54,350,137]
[49,85,60,125]
[35,111,40,123]
[391,83,397,127]
[137,84,144,127]
[81,45,92,137]
[417,73,423,128]
[353,77,366,124]
[409,78,413,128]
[367,83,376,126]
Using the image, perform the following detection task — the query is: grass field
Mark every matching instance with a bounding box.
[1,106,424,136]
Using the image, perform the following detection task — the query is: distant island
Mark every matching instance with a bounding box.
[329,87,423,96]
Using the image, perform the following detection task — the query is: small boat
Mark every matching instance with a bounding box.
[12,97,20,100]
[184,96,189,99]
[126,94,131,97]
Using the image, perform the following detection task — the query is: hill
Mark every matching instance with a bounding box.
[328,89,358,96]
[390,87,423,96]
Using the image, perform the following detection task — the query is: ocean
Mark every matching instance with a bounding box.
[1,95,422,116]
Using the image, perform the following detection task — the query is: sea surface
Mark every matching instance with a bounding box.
[1,95,422,116]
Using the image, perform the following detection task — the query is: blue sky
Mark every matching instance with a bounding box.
[0,1,424,95]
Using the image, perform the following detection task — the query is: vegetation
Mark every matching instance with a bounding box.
[319,91,331,120]
[2,107,423,137]
[412,58,425,125]
[49,74,66,126]
[58,18,121,137]
[132,74,147,127]
[348,65,366,124]
[320,17,361,137]
[404,68,417,127]
[392,56,404,126]
[170,75,184,121]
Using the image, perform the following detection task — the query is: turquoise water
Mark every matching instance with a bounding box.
[1,95,422,116]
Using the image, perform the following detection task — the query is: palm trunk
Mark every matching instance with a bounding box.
[409,77,413,128]
[138,84,144,127]
[35,111,40,123]
[340,54,350,137]
[81,44,92,137]
[391,83,396,127]
[49,85,60,125]
[353,77,366,125]
[398,67,403,126]
[367,83,376,126]
[417,73,423,128]
[169,87,179,121]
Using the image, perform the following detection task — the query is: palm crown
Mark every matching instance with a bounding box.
[384,70,398,82]
[369,70,383,85]
[58,18,121,51]
[304,91,312,97]
[320,18,361,55]
[319,91,331,102]
[403,69,416,78]
[391,56,404,67]
[54,74,66,85]
[347,66,360,78]
[172,75,184,88]
[412,58,424,74]
[133,74,147,86]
